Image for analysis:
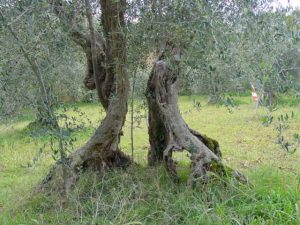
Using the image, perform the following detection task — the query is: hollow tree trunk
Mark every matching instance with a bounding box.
[146,58,239,186]
[146,69,168,165]
[42,0,131,194]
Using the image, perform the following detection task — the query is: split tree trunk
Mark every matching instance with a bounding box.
[146,58,232,186]
[42,0,131,193]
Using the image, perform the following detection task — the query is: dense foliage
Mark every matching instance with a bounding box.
[1,0,299,120]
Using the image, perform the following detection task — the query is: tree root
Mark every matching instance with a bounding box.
[40,149,131,195]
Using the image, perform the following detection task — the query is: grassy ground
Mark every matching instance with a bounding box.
[0,96,299,225]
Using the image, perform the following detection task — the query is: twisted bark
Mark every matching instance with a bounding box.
[42,0,131,194]
[50,0,111,108]
[146,59,246,187]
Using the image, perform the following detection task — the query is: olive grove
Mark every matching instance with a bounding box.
[1,0,299,193]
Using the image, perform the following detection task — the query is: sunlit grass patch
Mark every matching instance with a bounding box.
[0,96,299,224]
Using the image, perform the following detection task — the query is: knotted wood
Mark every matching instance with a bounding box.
[41,0,131,194]
[146,60,228,186]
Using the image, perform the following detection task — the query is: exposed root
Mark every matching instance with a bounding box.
[40,150,131,196]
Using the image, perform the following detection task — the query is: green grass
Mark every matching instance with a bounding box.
[0,96,299,225]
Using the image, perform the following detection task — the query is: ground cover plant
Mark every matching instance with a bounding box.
[0,96,299,225]
[1,0,300,224]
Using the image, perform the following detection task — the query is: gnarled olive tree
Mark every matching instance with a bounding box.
[42,0,131,193]
[146,46,234,186]
[42,0,248,193]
